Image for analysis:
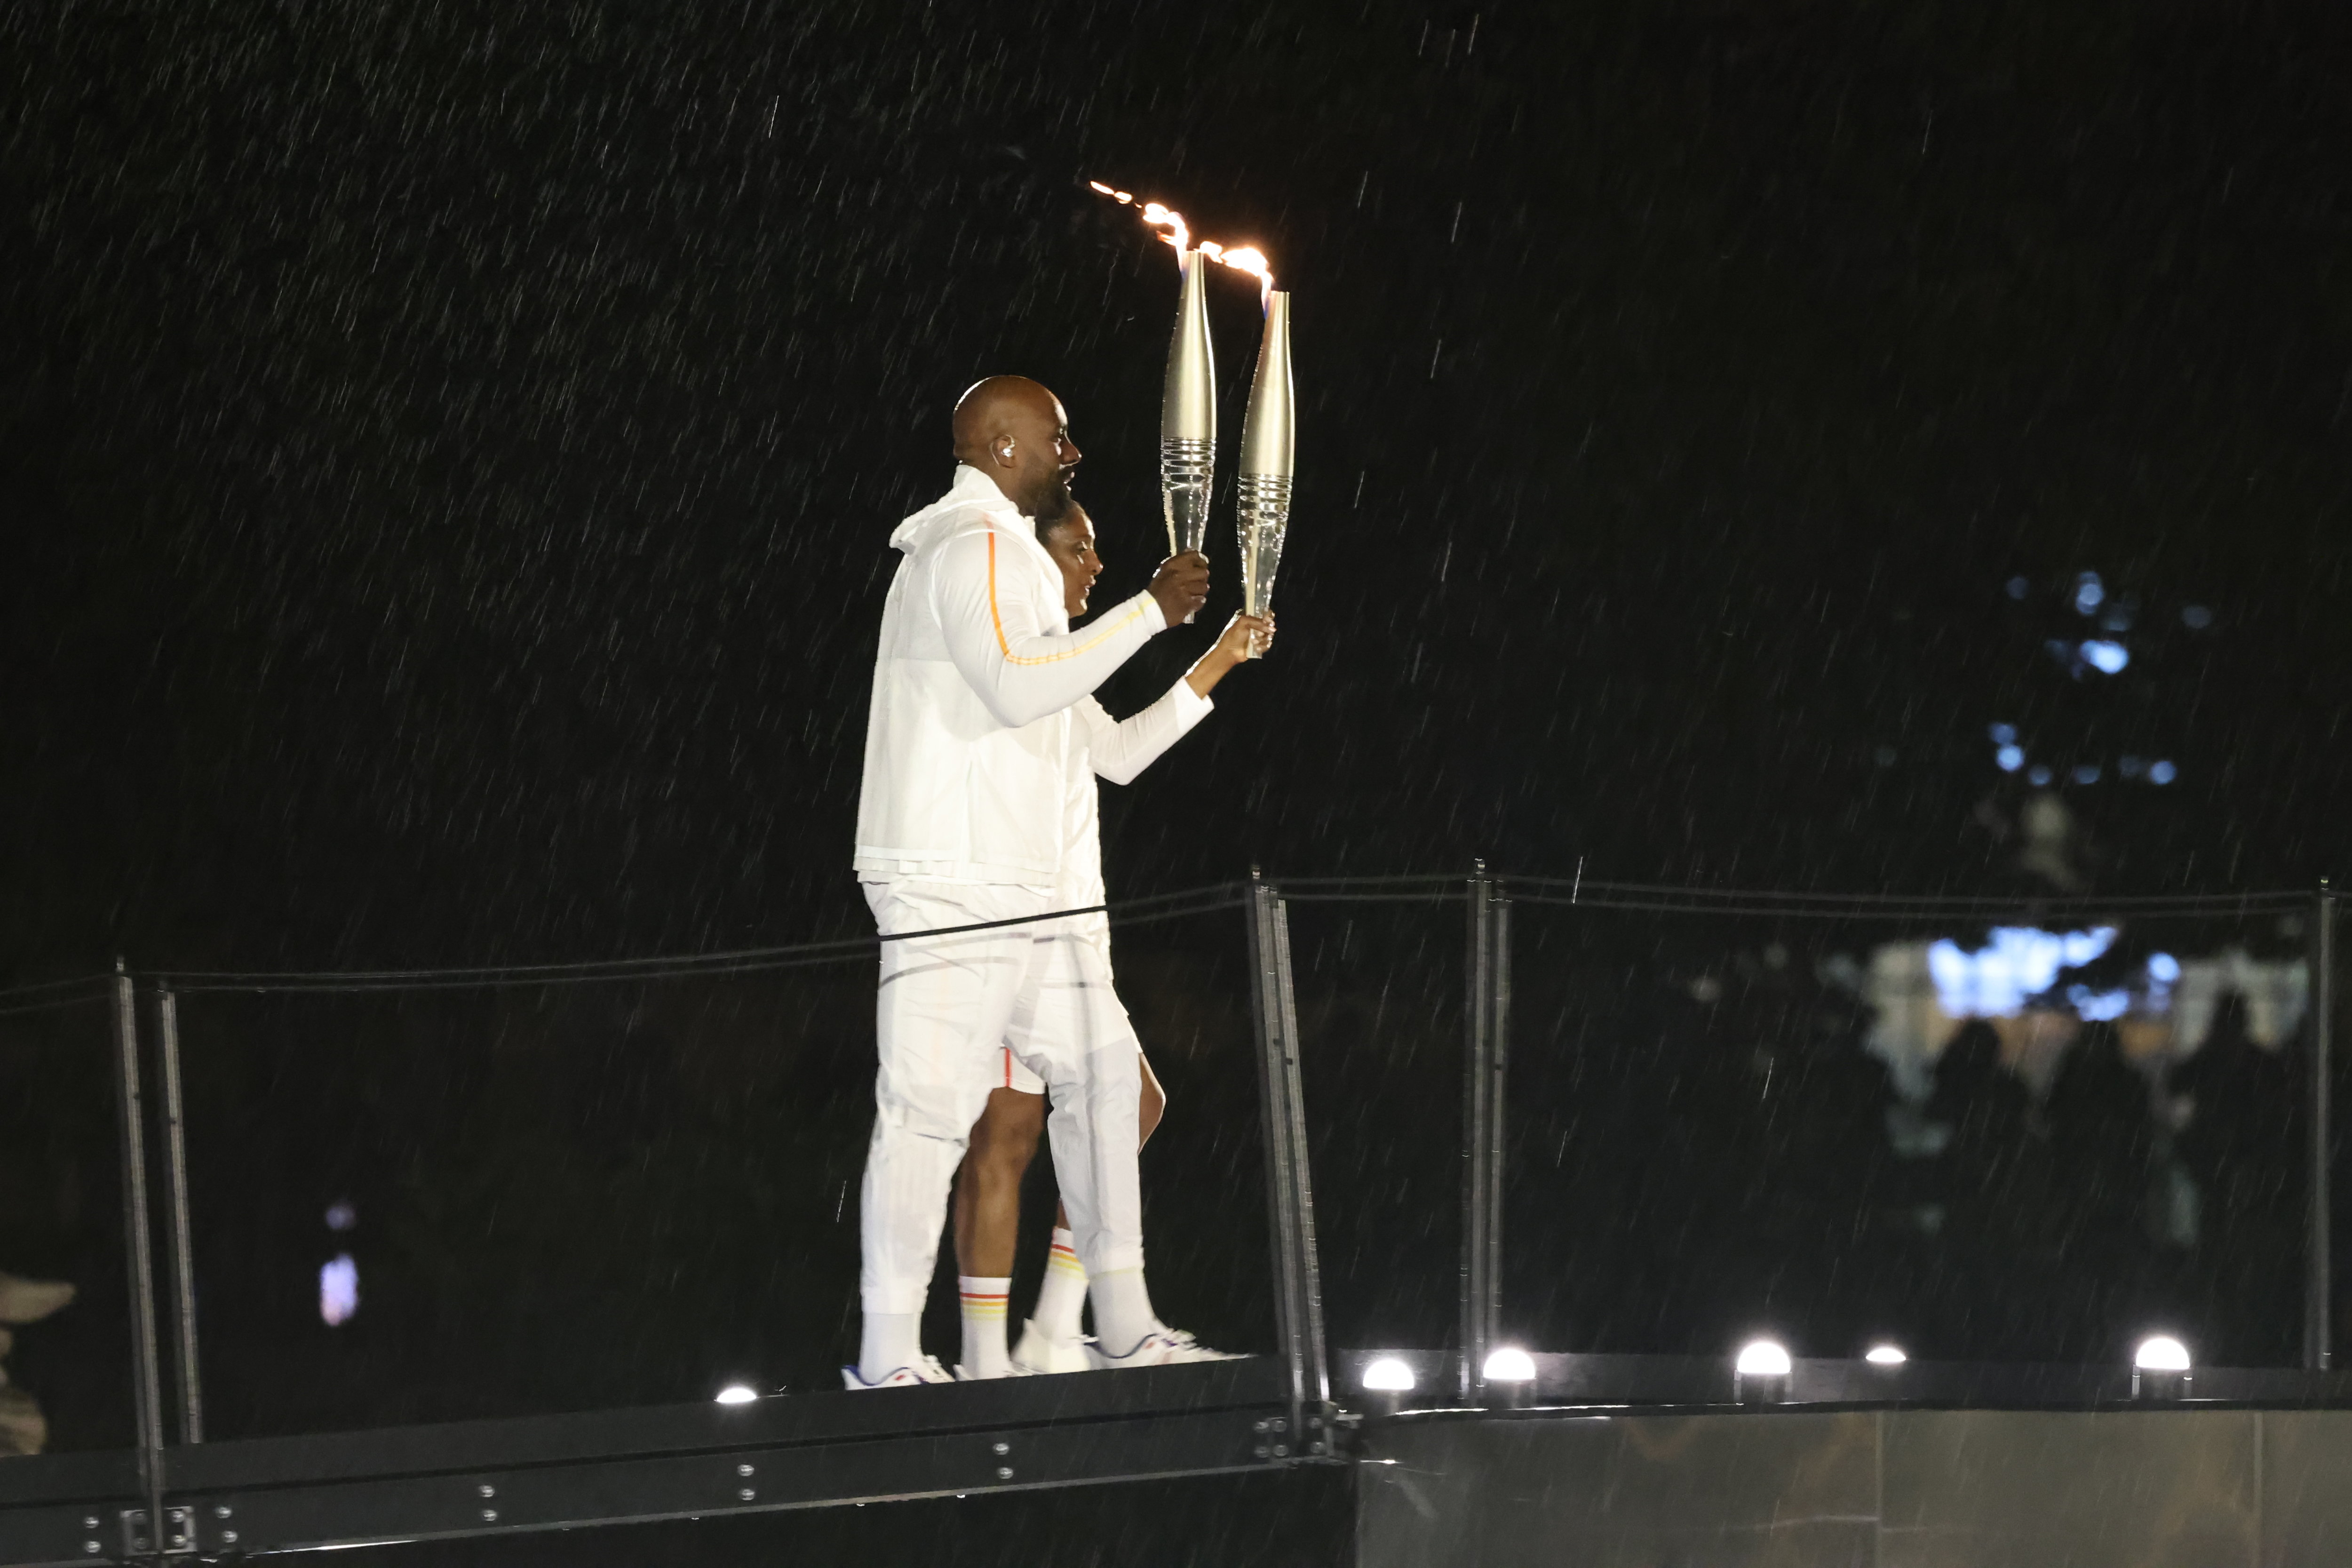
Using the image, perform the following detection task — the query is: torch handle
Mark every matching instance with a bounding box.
[1236,473,1292,636]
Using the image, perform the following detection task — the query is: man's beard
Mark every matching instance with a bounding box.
[1032,471,1075,526]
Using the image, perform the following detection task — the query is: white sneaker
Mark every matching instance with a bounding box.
[953,1359,1037,1381]
[1010,1318,1093,1375]
[1085,1327,1242,1370]
[841,1355,954,1389]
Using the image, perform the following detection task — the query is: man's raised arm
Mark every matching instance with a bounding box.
[935,533,1209,728]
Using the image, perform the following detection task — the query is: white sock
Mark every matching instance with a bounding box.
[858,1311,922,1384]
[958,1276,1011,1377]
[1089,1267,1159,1359]
[1033,1227,1089,1341]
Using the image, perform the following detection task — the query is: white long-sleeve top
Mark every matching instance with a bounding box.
[854,465,1168,884]
[1057,682,1215,953]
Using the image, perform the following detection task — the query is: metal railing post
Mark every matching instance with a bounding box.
[1461,862,1505,1397]
[2309,883,2336,1372]
[1490,891,1511,1356]
[1247,874,1329,1450]
[109,968,168,1551]
[156,989,204,1442]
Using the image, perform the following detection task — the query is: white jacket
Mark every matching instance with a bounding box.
[854,466,1168,884]
[1057,683,1215,949]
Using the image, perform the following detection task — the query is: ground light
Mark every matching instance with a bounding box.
[2133,1336,2191,1401]
[1361,1356,1415,1416]
[1482,1347,1536,1408]
[714,1384,759,1406]
[1865,1345,1907,1367]
[1734,1339,1792,1404]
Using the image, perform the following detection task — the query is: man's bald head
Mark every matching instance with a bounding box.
[952,375,1082,521]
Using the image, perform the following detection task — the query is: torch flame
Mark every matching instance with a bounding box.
[1139,201,1189,255]
[1091,180,1274,295]
[1216,245,1274,308]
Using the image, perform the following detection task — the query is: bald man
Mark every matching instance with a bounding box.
[846,377,1214,1388]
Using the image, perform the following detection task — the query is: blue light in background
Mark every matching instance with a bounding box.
[2148,760,2177,785]
[2149,953,2182,983]
[2080,640,2130,673]
[2182,605,2213,629]
[1928,926,2119,1015]
[2074,573,2106,614]
[2072,764,2102,785]
[1988,723,2017,745]
[2067,983,2131,1022]
[1996,745,2025,772]
[2028,765,2053,787]
[320,1254,359,1326]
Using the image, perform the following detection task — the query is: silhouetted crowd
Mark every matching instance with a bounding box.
[1487,926,2320,1367]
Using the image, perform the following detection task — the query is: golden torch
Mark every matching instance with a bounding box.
[1090,183,1276,565]
[1090,182,1287,640]
[1235,288,1293,645]
[1159,243,1217,559]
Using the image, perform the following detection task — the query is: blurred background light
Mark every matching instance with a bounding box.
[320,1254,358,1326]
[1928,926,2116,1016]
[2066,984,2131,1021]
[2080,640,2130,673]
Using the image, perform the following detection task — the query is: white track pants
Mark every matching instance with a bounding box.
[858,883,1144,1314]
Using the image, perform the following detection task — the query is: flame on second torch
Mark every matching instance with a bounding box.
[1088,181,1274,305]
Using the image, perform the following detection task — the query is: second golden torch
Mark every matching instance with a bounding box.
[1236,289,1293,650]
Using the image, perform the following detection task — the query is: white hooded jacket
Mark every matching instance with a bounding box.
[854,465,1168,884]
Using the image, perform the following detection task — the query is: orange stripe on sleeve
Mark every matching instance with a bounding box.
[985,529,1149,667]
[987,533,1010,655]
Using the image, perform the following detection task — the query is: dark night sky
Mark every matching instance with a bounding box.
[3,0,2348,971]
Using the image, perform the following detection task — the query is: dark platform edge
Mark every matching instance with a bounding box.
[0,1359,1304,1564]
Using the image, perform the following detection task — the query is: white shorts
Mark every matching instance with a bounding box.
[985,930,1137,1097]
